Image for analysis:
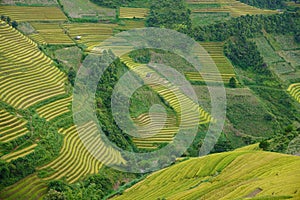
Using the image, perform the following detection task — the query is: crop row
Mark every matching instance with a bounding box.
[132,113,179,149]
[121,55,212,148]
[0,109,29,143]
[0,6,67,22]
[36,96,72,121]
[62,23,116,51]
[30,23,74,45]
[187,0,277,17]
[0,22,66,109]
[39,122,125,183]
[288,83,300,103]
[119,7,149,19]
[0,174,47,200]
[1,144,37,162]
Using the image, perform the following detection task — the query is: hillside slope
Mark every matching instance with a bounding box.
[113,150,300,200]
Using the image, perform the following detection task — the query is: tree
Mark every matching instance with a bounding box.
[6,16,11,24]
[44,189,66,200]
[68,67,76,86]
[146,0,191,30]
[224,36,265,72]
[1,15,6,21]
[229,77,237,88]
[11,21,18,28]
[295,34,300,43]
[259,140,270,150]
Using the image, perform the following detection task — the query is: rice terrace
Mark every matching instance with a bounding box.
[0,0,299,199]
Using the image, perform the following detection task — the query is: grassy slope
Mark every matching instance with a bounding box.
[113,149,300,200]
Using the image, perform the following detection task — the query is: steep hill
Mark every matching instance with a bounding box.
[113,149,300,200]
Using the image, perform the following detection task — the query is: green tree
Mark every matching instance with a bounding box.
[44,189,66,200]
[6,16,11,24]
[146,0,191,30]
[259,140,270,150]
[229,77,237,88]
[68,67,76,86]
[11,21,18,28]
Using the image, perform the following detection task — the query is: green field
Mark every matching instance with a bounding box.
[1,0,57,6]
[191,12,230,26]
[185,42,236,84]
[0,174,47,200]
[54,46,82,71]
[254,37,283,65]
[59,0,115,19]
[113,150,300,200]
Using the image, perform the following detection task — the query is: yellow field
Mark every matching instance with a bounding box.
[30,23,74,45]
[38,122,125,183]
[1,144,37,162]
[36,96,72,121]
[132,113,179,149]
[187,0,278,17]
[119,7,149,19]
[0,6,67,22]
[62,23,116,51]
[114,150,300,200]
[288,83,300,103]
[0,22,66,109]
[0,109,28,143]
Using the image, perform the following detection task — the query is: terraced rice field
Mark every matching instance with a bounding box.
[117,20,145,31]
[0,174,47,200]
[62,23,116,51]
[30,23,74,45]
[185,42,235,83]
[1,144,37,162]
[28,33,46,45]
[288,83,300,103]
[0,22,66,109]
[39,122,125,183]
[121,55,212,126]
[119,7,149,19]
[113,150,300,200]
[0,6,67,22]
[187,0,277,17]
[0,109,28,143]
[132,113,179,149]
[36,96,72,121]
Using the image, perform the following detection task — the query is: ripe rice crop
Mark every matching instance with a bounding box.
[0,22,66,109]
[0,6,67,22]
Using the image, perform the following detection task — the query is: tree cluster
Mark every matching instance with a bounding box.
[191,12,299,41]
[1,15,18,28]
[239,0,286,9]
[146,0,191,30]
[90,0,134,8]
[224,36,266,72]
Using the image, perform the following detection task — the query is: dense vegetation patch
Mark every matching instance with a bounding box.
[239,0,286,9]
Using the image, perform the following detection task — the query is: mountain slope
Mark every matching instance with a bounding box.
[113,150,300,200]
